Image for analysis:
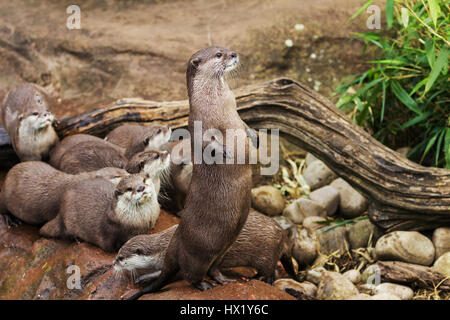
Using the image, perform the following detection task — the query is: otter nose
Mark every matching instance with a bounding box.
[230,52,237,58]
[137,186,145,192]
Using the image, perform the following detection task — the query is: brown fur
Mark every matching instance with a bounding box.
[50,132,171,175]
[49,134,125,168]
[129,47,253,299]
[0,161,128,224]
[105,124,171,158]
[39,174,160,252]
[1,83,59,161]
[115,210,295,280]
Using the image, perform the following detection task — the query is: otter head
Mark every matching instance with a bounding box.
[126,150,171,177]
[94,167,130,186]
[115,174,155,205]
[186,46,239,85]
[142,124,172,151]
[113,234,165,273]
[19,110,55,132]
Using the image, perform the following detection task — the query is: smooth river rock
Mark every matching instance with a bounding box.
[346,218,383,249]
[303,160,336,191]
[292,228,318,267]
[329,178,368,218]
[251,185,285,216]
[375,231,435,266]
[273,279,317,299]
[432,227,450,258]
[316,225,349,255]
[343,269,362,284]
[374,283,414,300]
[317,271,359,300]
[309,185,340,216]
[432,252,450,277]
[283,198,326,224]
[303,216,327,232]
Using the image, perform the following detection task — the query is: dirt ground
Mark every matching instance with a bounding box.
[0,0,383,117]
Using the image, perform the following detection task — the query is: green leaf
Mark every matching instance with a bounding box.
[427,0,441,27]
[380,81,386,124]
[435,129,446,166]
[420,131,440,163]
[368,59,406,65]
[409,78,428,96]
[425,39,435,68]
[386,0,394,29]
[391,81,421,115]
[425,47,448,93]
[349,0,374,21]
[400,112,431,129]
[445,128,450,169]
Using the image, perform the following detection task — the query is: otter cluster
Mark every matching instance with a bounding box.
[0,83,173,252]
[1,47,296,299]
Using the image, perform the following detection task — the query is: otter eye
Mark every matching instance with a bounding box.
[215,52,222,58]
[136,249,143,255]
[32,112,39,116]
[157,129,162,134]
[126,187,132,192]
[118,256,123,261]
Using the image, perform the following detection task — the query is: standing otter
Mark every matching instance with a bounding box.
[129,47,254,299]
[39,174,160,252]
[105,124,171,158]
[114,210,296,283]
[1,83,59,161]
[0,161,128,225]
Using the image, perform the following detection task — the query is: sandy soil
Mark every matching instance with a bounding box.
[0,0,383,117]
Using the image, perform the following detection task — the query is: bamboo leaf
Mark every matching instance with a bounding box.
[425,47,448,93]
[380,81,386,124]
[427,0,441,27]
[386,0,394,29]
[425,39,435,68]
[420,131,439,163]
[391,81,421,115]
[400,112,431,129]
[349,0,374,21]
[435,129,445,166]
[445,128,450,169]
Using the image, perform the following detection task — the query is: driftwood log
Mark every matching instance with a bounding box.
[0,78,449,231]
[374,261,450,291]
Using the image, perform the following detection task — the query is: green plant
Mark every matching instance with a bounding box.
[335,0,449,168]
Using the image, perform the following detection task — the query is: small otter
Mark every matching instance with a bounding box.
[125,150,171,196]
[39,174,160,252]
[129,47,254,299]
[50,135,170,179]
[1,83,59,161]
[114,210,296,283]
[48,134,124,169]
[105,124,171,158]
[0,161,128,225]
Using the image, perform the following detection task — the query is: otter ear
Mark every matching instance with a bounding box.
[190,57,201,69]
[143,137,150,146]
[139,161,145,170]
[18,114,24,121]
